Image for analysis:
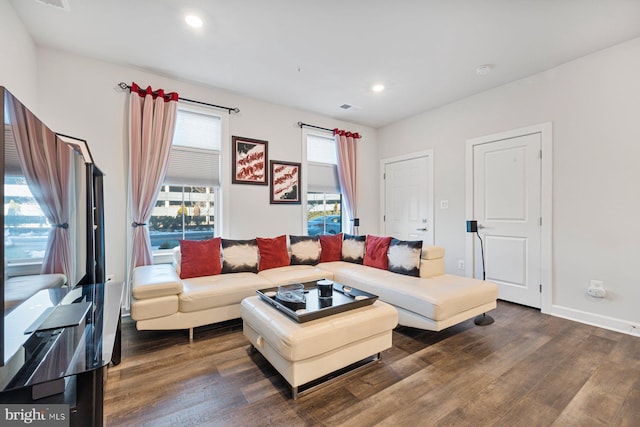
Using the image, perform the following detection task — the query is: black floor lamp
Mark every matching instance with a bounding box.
[466,220,494,326]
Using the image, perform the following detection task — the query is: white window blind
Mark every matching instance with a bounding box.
[4,128,22,175]
[165,107,221,187]
[307,133,339,193]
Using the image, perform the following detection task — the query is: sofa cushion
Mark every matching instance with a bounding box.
[388,239,422,277]
[179,238,222,279]
[342,234,365,264]
[363,235,392,270]
[319,233,342,262]
[325,263,498,321]
[179,272,273,313]
[258,265,332,286]
[222,239,259,273]
[289,235,321,265]
[132,264,183,299]
[256,235,290,271]
[131,295,179,321]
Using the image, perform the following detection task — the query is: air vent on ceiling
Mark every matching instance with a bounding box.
[35,0,70,11]
[340,104,352,110]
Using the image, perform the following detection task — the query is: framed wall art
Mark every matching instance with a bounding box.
[270,160,301,204]
[232,136,268,185]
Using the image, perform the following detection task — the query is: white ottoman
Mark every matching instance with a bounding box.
[241,295,398,399]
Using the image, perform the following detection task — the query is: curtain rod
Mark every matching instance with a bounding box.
[298,121,362,140]
[297,121,333,133]
[118,82,240,114]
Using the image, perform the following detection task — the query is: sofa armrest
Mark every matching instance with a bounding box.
[419,245,445,278]
[421,245,444,260]
[132,264,183,299]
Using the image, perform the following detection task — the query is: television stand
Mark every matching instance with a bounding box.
[0,282,123,427]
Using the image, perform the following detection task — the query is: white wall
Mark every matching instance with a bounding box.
[378,38,640,334]
[0,0,38,108]
[7,0,637,334]
[33,48,378,289]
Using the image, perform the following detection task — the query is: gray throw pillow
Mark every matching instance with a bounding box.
[387,239,423,277]
[289,235,321,265]
[221,239,259,273]
[342,234,366,264]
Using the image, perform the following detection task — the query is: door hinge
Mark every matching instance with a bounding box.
[539,150,542,159]
[539,217,542,226]
[383,215,386,222]
[539,284,542,293]
[383,172,386,180]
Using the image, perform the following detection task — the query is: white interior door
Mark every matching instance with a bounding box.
[383,155,433,245]
[472,133,542,308]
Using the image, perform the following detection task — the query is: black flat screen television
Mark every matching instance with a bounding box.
[1,86,105,368]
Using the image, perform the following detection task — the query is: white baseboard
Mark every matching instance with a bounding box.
[551,304,640,337]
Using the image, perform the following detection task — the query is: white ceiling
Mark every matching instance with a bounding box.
[10,0,640,128]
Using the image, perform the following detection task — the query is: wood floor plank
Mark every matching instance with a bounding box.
[612,385,640,427]
[103,301,640,426]
[550,361,637,426]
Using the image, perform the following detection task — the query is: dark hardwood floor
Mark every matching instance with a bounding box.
[104,301,640,426]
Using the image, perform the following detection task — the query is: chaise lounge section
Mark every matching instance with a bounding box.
[130,234,498,339]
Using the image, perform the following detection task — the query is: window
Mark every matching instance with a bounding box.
[4,102,50,263]
[307,192,342,236]
[149,105,222,252]
[305,132,342,235]
[4,176,50,262]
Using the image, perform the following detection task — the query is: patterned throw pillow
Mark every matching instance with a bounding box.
[179,238,222,279]
[387,239,423,277]
[256,235,290,271]
[363,235,392,270]
[221,239,259,273]
[319,233,343,262]
[289,235,321,265]
[342,234,366,264]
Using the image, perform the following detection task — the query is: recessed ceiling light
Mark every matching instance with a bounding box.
[371,84,385,93]
[185,15,203,28]
[476,64,494,76]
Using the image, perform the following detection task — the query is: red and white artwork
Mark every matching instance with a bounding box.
[270,161,301,204]
[232,136,268,185]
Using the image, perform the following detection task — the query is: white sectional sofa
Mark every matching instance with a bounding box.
[131,237,498,340]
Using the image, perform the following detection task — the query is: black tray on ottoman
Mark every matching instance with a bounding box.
[256,281,378,323]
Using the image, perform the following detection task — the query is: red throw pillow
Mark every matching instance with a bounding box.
[179,237,222,279]
[319,233,343,262]
[256,235,290,271]
[363,235,392,270]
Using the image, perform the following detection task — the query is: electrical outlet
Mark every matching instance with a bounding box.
[457,260,465,270]
[106,274,114,283]
[587,279,606,298]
